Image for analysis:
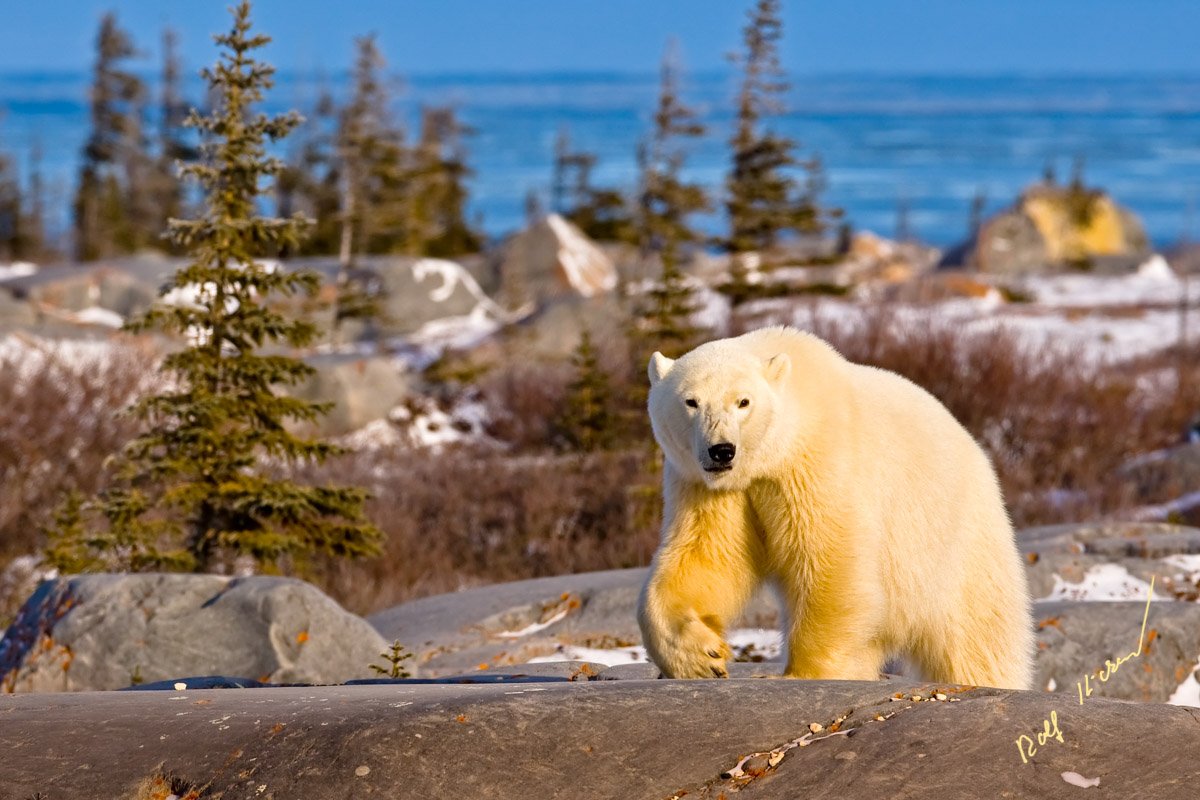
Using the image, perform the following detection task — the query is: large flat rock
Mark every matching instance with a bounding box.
[368,568,781,676]
[1,680,1196,798]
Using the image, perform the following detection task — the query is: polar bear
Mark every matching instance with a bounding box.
[637,326,1034,689]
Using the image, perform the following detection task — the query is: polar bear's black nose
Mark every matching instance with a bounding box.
[708,443,736,464]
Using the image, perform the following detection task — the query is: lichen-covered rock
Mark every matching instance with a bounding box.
[943,182,1151,275]
[0,573,389,692]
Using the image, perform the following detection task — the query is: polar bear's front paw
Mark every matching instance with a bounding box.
[661,619,731,679]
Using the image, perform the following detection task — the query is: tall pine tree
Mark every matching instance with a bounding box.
[551,127,634,243]
[277,88,341,255]
[74,13,155,260]
[0,148,21,262]
[336,34,408,264]
[151,27,198,249]
[47,2,382,574]
[408,106,482,256]
[636,42,710,358]
[723,0,837,289]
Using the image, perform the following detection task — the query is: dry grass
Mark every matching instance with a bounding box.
[0,339,149,562]
[304,448,661,613]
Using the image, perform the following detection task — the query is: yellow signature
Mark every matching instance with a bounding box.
[1014,575,1155,765]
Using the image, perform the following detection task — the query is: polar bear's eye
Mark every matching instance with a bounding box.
[738,398,751,408]
[685,398,699,409]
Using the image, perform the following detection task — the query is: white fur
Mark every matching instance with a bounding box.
[638,326,1035,688]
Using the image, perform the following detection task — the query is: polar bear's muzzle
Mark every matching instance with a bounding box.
[702,442,736,473]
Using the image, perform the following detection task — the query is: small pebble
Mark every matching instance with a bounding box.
[834,751,857,761]
[354,765,370,777]
[767,751,785,767]
[173,682,187,691]
[935,692,947,701]
[808,722,823,733]
[910,694,921,701]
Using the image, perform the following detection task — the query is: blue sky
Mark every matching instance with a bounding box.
[1,0,1197,76]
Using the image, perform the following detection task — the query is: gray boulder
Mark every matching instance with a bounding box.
[498,213,617,310]
[0,573,389,692]
[370,522,1200,701]
[369,567,782,678]
[291,353,412,435]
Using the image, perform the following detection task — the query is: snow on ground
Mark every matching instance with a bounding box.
[496,607,572,639]
[1038,563,1166,603]
[1020,255,1199,308]
[1127,491,1200,524]
[526,628,783,668]
[73,306,124,328]
[760,289,1188,368]
[1168,658,1200,707]
[1163,554,1200,578]
[0,262,37,281]
[337,394,496,453]
[0,333,135,386]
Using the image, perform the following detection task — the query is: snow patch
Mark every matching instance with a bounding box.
[1127,491,1200,524]
[524,628,783,668]
[1167,657,1200,707]
[74,306,124,328]
[527,643,647,667]
[1038,563,1164,602]
[496,607,570,639]
[1060,772,1100,789]
[0,261,37,281]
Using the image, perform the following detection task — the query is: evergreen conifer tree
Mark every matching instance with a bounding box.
[47,2,382,574]
[0,149,21,262]
[152,28,198,249]
[558,329,616,453]
[551,127,634,242]
[74,13,154,260]
[408,106,482,256]
[636,42,710,358]
[723,0,839,289]
[336,34,408,264]
[278,89,341,255]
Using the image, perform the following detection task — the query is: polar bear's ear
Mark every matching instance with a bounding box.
[648,352,675,386]
[764,353,791,385]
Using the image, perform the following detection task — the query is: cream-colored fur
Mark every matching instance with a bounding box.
[638,326,1034,689]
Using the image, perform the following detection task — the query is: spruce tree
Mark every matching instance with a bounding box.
[558,329,617,453]
[24,141,48,260]
[152,27,198,249]
[46,2,382,574]
[723,0,838,287]
[278,88,341,255]
[0,149,21,262]
[337,34,408,264]
[551,127,634,242]
[74,13,154,260]
[409,106,482,256]
[636,42,710,358]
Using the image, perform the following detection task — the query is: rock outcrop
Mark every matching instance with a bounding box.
[1,680,1197,798]
[0,573,388,692]
[499,214,617,310]
[942,182,1151,275]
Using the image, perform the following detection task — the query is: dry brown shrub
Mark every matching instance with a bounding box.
[0,338,150,562]
[305,448,661,614]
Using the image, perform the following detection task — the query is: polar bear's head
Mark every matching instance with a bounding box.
[647,342,791,489]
